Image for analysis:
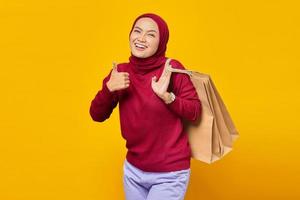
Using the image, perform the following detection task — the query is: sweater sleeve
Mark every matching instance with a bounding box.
[165,60,202,122]
[89,69,119,122]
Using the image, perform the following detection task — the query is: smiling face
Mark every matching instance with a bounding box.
[129,17,160,58]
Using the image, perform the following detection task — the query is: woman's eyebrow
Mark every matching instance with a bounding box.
[134,26,157,33]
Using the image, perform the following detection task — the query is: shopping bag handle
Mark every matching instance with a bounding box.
[166,64,194,77]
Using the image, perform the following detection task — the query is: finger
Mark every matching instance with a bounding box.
[162,61,172,75]
[124,82,130,88]
[115,72,128,79]
[152,76,157,82]
[164,58,171,68]
[112,61,118,73]
[162,68,172,77]
[166,68,172,77]
[166,63,173,73]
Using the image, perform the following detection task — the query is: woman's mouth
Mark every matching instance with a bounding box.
[134,43,148,51]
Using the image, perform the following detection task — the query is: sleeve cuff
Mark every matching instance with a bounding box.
[102,82,117,99]
[166,95,180,110]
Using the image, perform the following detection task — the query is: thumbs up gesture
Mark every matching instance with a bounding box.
[106,61,130,92]
[151,59,172,99]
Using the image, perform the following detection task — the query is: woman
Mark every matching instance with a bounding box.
[89,13,201,200]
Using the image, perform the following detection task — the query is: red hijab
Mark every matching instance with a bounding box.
[128,13,169,74]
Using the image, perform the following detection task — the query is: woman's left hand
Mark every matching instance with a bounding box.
[151,59,172,99]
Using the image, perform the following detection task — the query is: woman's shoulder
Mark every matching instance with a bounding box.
[168,58,186,70]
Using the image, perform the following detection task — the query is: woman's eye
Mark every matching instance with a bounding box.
[149,34,155,37]
[134,30,140,33]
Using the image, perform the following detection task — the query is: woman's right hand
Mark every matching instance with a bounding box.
[106,62,130,92]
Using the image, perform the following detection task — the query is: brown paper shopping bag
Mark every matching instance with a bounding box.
[166,60,239,164]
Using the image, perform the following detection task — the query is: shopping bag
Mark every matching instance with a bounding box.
[165,59,239,164]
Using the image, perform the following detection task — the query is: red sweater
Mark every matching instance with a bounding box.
[89,59,201,172]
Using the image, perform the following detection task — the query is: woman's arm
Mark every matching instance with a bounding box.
[165,60,202,122]
[89,69,119,122]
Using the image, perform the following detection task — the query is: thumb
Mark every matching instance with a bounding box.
[112,61,118,73]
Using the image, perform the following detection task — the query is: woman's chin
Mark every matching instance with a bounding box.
[132,51,148,58]
[131,50,156,59]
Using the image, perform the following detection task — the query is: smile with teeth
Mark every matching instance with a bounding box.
[135,43,148,50]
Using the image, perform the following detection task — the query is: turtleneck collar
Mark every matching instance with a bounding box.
[129,55,167,75]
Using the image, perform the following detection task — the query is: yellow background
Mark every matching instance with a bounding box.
[1,0,299,199]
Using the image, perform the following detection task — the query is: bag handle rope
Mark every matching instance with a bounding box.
[165,58,195,77]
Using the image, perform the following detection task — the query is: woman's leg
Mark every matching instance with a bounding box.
[146,168,191,200]
[123,159,148,200]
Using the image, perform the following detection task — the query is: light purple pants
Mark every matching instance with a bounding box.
[123,159,191,200]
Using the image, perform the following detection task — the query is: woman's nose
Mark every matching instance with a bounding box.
[138,34,146,42]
